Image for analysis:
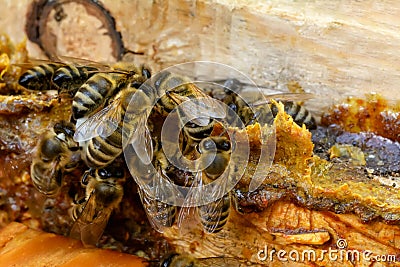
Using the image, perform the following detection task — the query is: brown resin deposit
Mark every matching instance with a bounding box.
[1,34,400,266]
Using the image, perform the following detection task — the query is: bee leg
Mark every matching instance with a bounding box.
[73,194,87,205]
[81,169,94,186]
[55,169,63,188]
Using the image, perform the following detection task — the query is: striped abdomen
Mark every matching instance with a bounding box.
[271,101,317,130]
[198,193,231,233]
[72,72,127,120]
[53,65,98,93]
[182,120,215,143]
[19,63,61,90]
[82,122,123,169]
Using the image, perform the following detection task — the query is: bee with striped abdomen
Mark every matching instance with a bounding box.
[69,163,126,246]
[18,58,101,93]
[125,145,178,233]
[72,62,151,122]
[152,71,226,154]
[74,80,155,169]
[209,78,316,129]
[30,121,81,196]
[18,62,63,91]
[269,100,316,129]
[52,64,99,94]
[177,136,235,234]
[196,136,233,233]
[74,70,225,170]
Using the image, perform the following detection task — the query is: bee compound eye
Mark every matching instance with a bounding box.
[98,168,111,179]
[41,138,63,159]
[98,166,124,179]
[114,169,124,178]
[220,140,231,151]
[142,68,151,79]
[81,171,91,185]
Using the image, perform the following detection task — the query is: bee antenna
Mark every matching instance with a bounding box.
[73,193,86,205]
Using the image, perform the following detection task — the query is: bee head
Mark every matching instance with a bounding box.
[198,137,231,154]
[40,136,64,161]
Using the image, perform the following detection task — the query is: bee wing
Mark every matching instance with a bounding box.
[31,160,62,196]
[194,164,233,234]
[251,92,315,106]
[127,116,153,165]
[198,192,230,234]
[14,58,64,67]
[166,83,225,125]
[74,101,122,142]
[55,55,112,71]
[69,191,111,247]
[137,186,177,233]
[177,172,203,234]
[174,97,226,127]
[137,168,180,233]
[203,163,231,204]
[15,58,91,69]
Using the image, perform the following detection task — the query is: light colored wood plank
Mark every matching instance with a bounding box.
[1,0,400,117]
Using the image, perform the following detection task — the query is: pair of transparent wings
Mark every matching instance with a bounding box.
[176,167,232,234]
[138,171,230,235]
[136,165,182,233]
[73,95,154,165]
[69,190,112,247]
[31,159,62,196]
[21,56,119,72]
[166,82,227,127]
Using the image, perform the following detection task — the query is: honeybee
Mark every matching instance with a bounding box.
[74,81,155,168]
[72,62,151,121]
[18,62,62,91]
[177,136,236,234]
[196,136,233,233]
[70,163,126,246]
[30,121,80,196]
[161,253,243,267]
[269,100,316,129]
[18,60,99,92]
[153,71,226,150]
[208,78,316,129]
[126,145,179,233]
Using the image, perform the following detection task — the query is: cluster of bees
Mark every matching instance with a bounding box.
[19,58,316,250]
